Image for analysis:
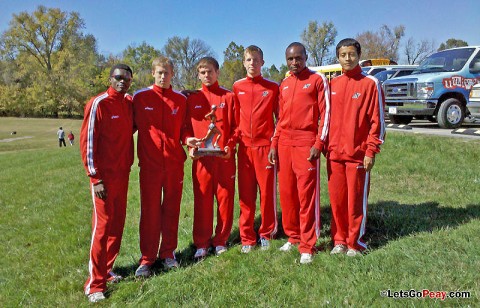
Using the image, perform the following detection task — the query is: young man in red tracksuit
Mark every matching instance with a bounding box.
[80,64,134,303]
[133,57,187,277]
[268,42,330,264]
[233,45,279,253]
[327,38,385,257]
[185,57,239,259]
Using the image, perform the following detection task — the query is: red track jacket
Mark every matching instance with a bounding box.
[328,65,385,161]
[133,85,187,169]
[271,68,330,150]
[184,82,239,148]
[232,75,279,146]
[80,87,134,183]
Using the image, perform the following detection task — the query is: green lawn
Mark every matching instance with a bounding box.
[0,117,479,307]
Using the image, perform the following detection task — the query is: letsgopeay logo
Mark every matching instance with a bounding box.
[443,75,480,90]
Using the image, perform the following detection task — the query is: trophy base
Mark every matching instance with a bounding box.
[193,147,225,158]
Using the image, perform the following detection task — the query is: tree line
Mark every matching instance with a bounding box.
[0,6,469,118]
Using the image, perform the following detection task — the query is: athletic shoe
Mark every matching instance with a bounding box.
[346,249,362,257]
[215,246,227,256]
[300,253,313,264]
[279,241,295,252]
[88,292,105,303]
[163,258,179,269]
[135,264,152,278]
[194,248,208,260]
[259,238,270,250]
[241,245,253,254]
[107,271,123,283]
[330,244,348,255]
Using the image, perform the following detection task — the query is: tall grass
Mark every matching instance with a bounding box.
[0,117,478,306]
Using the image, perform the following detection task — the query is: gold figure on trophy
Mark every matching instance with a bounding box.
[190,105,225,157]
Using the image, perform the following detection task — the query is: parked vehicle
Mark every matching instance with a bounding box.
[468,83,480,118]
[374,67,417,84]
[383,46,480,128]
[362,65,418,76]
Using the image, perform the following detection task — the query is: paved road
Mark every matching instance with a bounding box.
[386,120,480,140]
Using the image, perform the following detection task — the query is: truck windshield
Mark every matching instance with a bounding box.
[412,48,475,74]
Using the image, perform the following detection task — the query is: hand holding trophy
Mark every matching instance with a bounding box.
[189,105,226,158]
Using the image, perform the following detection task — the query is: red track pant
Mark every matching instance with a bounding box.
[327,159,370,251]
[84,172,128,295]
[238,144,278,246]
[277,144,321,254]
[138,166,183,265]
[192,156,236,249]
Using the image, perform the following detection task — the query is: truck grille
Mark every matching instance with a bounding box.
[384,82,413,99]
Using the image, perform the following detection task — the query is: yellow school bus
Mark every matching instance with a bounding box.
[286,59,398,80]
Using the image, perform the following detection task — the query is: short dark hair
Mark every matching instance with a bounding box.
[110,64,133,77]
[196,57,219,71]
[336,38,361,57]
[286,42,307,57]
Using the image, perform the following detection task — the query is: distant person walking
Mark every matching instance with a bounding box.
[57,127,66,147]
[68,131,75,146]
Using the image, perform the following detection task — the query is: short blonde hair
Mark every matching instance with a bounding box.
[152,56,175,72]
[244,45,264,61]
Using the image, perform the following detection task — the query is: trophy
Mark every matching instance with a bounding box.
[192,105,225,157]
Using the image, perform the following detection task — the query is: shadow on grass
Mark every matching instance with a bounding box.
[365,201,480,249]
[113,201,480,278]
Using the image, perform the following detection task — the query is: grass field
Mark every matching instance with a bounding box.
[0,117,479,307]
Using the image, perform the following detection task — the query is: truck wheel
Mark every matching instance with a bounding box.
[388,115,413,125]
[436,98,465,129]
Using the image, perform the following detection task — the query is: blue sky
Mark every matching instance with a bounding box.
[1,0,479,68]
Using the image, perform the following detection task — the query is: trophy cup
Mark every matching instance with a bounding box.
[192,105,225,157]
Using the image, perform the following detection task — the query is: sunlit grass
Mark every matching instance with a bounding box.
[0,118,479,306]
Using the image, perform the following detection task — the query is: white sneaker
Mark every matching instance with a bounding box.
[215,246,227,256]
[346,249,362,257]
[88,292,105,303]
[259,238,270,250]
[163,258,179,269]
[300,253,313,264]
[241,245,253,254]
[279,241,295,252]
[135,264,152,278]
[194,248,208,259]
[330,244,348,255]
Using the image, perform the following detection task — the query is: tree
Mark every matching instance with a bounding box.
[2,6,84,73]
[356,24,405,61]
[122,41,161,91]
[261,64,289,83]
[404,37,436,64]
[163,36,214,90]
[301,21,337,66]
[219,41,245,89]
[438,38,468,51]
[0,6,101,117]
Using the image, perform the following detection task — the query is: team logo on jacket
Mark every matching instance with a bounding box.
[172,107,179,115]
[283,86,289,90]
[303,84,311,89]
[219,102,225,108]
[265,165,273,170]
[308,167,316,171]
[238,91,245,95]
[111,115,120,119]
[194,105,202,109]
[262,91,269,97]
[144,107,154,111]
[352,92,361,99]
